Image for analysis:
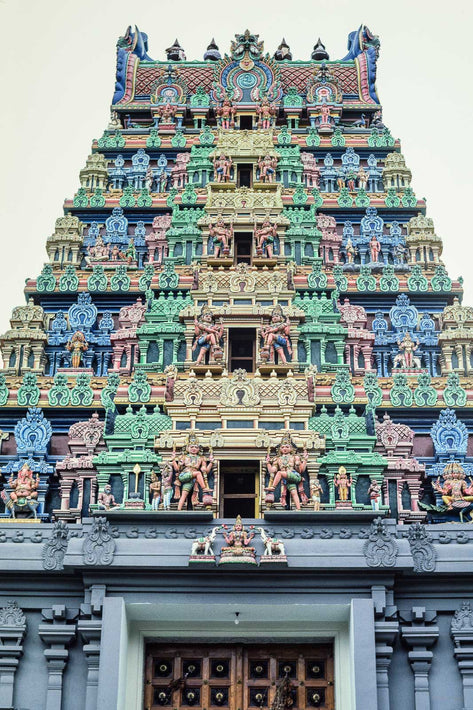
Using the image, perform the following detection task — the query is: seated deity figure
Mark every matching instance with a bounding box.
[192,307,224,364]
[220,515,256,564]
[66,331,88,368]
[254,220,277,258]
[213,154,232,183]
[171,434,214,510]
[209,217,232,257]
[97,483,117,510]
[216,97,235,129]
[257,97,277,129]
[394,332,421,370]
[265,434,308,510]
[3,463,40,518]
[257,155,277,183]
[334,466,352,502]
[433,462,473,511]
[260,305,292,364]
[157,102,176,124]
[86,235,109,265]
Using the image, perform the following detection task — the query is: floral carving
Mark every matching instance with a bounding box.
[363,518,398,568]
[82,517,116,566]
[42,520,70,571]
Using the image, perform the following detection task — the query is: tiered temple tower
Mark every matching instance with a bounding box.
[1,25,473,710]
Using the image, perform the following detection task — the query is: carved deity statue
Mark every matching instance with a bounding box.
[2,463,40,519]
[192,307,224,364]
[149,470,162,510]
[334,465,352,502]
[145,166,154,192]
[433,462,473,513]
[161,463,174,510]
[260,306,292,365]
[216,97,235,129]
[66,331,88,368]
[220,515,256,562]
[311,475,323,511]
[97,483,117,510]
[171,434,214,510]
[357,166,369,190]
[157,102,177,124]
[393,243,407,264]
[209,217,233,257]
[213,153,233,183]
[257,155,277,183]
[257,97,277,129]
[265,434,308,510]
[346,169,357,192]
[86,235,109,265]
[394,332,421,370]
[254,220,277,258]
[122,237,137,264]
[336,171,345,190]
[368,479,381,511]
[369,235,381,263]
[345,237,357,264]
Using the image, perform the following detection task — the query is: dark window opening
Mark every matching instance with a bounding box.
[229,328,255,373]
[237,165,252,188]
[220,461,259,518]
[239,115,253,130]
[234,232,253,265]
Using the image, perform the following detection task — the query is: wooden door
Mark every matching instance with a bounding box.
[144,643,334,710]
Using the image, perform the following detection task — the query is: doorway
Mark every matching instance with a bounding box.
[234,233,253,265]
[220,461,259,518]
[228,328,255,372]
[237,165,253,188]
[144,643,335,709]
[239,115,253,130]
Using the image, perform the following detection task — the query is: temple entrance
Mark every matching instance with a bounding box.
[237,165,253,188]
[234,232,253,265]
[219,461,259,518]
[228,328,256,372]
[144,643,334,709]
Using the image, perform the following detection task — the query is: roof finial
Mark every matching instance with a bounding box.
[165,39,186,61]
[311,38,329,61]
[204,38,221,61]
[274,37,292,61]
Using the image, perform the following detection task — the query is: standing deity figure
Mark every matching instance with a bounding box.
[110,244,121,261]
[357,166,369,190]
[394,332,421,369]
[311,476,323,511]
[257,97,277,129]
[66,331,89,368]
[433,462,473,513]
[336,171,345,191]
[254,220,277,258]
[393,242,407,264]
[2,463,40,518]
[369,235,381,263]
[257,155,277,183]
[86,235,109,265]
[149,470,162,510]
[260,306,292,364]
[368,479,381,511]
[171,434,214,510]
[209,217,233,257]
[192,307,224,364]
[216,98,235,129]
[334,466,352,502]
[213,153,233,183]
[265,434,308,510]
[97,483,117,510]
[161,463,174,510]
[122,237,136,264]
[346,169,357,192]
[145,166,154,192]
[345,238,357,264]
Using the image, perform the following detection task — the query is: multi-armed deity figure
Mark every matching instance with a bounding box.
[66,331,89,368]
[216,97,235,129]
[208,217,233,257]
[260,305,292,365]
[257,97,277,129]
[2,463,40,519]
[86,235,109,265]
[334,465,352,503]
[213,153,233,183]
[157,102,177,125]
[257,155,278,183]
[171,434,214,510]
[220,515,256,564]
[254,220,277,258]
[265,434,308,510]
[433,462,473,517]
[393,332,422,370]
[192,307,224,365]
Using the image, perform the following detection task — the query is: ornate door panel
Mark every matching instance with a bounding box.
[145,644,334,710]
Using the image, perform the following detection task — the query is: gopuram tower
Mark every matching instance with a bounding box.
[0,25,472,710]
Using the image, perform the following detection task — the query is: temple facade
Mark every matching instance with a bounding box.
[0,24,472,710]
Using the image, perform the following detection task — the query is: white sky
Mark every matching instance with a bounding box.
[0,0,472,335]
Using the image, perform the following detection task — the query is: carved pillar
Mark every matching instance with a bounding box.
[39,605,78,710]
[372,586,399,710]
[401,607,439,710]
[451,601,473,710]
[59,477,73,510]
[78,586,105,710]
[0,600,26,709]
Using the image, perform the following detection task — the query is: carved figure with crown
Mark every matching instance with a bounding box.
[259,306,292,365]
[257,96,277,129]
[66,331,89,369]
[219,515,257,566]
[393,332,422,370]
[86,235,109,265]
[254,220,277,258]
[265,434,308,510]
[257,155,278,183]
[209,217,233,257]
[213,153,233,183]
[432,462,473,522]
[192,307,224,365]
[171,434,214,510]
[2,463,40,519]
[216,97,235,130]
[334,466,352,507]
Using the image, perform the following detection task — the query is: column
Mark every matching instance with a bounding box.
[350,599,378,710]
[39,605,78,710]
[451,601,473,710]
[401,607,439,710]
[0,600,26,710]
[372,586,399,710]
[78,586,105,710]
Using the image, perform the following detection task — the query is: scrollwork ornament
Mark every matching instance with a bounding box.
[407,522,436,573]
[363,518,398,568]
[42,520,70,571]
[82,516,116,566]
